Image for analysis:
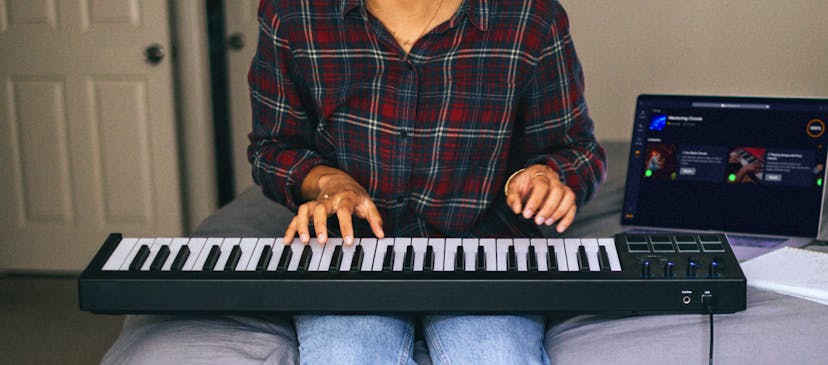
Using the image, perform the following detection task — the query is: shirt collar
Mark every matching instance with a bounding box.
[341,0,489,32]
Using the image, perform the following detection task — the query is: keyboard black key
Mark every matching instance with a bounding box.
[129,245,151,271]
[424,245,434,272]
[455,246,465,271]
[527,245,538,271]
[577,245,590,271]
[297,245,312,272]
[203,245,221,271]
[351,245,364,271]
[256,245,272,272]
[598,245,611,271]
[382,247,394,272]
[224,245,242,271]
[150,245,170,271]
[476,246,486,271]
[547,246,558,271]
[277,246,292,272]
[403,245,414,271]
[170,246,190,271]
[507,245,517,272]
[329,245,343,272]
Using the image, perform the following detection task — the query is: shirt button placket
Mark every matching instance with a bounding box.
[395,60,417,215]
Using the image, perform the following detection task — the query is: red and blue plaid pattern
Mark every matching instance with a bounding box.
[248,0,606,237]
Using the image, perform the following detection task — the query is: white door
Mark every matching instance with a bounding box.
[224,0,260,194]
[0,0,183,271]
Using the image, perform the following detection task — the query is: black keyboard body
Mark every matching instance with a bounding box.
[79,233,746,314]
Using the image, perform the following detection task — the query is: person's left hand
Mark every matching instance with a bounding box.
[505,164,576,233]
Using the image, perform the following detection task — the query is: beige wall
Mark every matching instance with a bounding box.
[560,0,828,141]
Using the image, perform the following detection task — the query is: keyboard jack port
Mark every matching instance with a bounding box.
[682,296,692,305]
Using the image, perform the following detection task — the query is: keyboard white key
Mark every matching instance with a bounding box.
[161,237,189,271]
[372,238,393,271]
[548,239,567,271]
[359,238,377,271]
[564,238,584,271]
[307,238,325,271]
[582,238,601,272]
[139,238,162,271]
[430,238,446,271]
[142,237,171,271]
[215,238,240,271]
[392,238,411,271]
[514,238,531,272]
[411,238,428,272]
[119,238,151,271]
[235,238,259,271]
[103,237,138,271]
[265,238,287,271]
[479,238,497,271]
[318,238,342,271]
[193,237,222,271]
[462,238,478,272]
[495,239,509,271]
[444,239,461,271]
[245,238,268,271]
[339,238,356,271]
[531,238,549,271]
[182,238,207,271]
[287,239,306,271]
[599,238,622,272]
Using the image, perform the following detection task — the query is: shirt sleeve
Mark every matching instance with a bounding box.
[247,2,329,210]
[516,2,607,207]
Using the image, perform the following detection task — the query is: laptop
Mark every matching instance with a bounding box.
[621,94,828,259]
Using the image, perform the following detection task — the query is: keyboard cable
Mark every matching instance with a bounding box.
[703,293,715,365]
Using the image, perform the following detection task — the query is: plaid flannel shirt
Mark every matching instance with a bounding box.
[248,0,606,237]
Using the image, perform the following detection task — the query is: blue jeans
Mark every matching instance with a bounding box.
[294,314,550,365]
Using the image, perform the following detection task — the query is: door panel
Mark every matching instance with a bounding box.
[0,0,182,271]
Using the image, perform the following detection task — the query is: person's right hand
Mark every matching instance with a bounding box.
[283,166,385,246]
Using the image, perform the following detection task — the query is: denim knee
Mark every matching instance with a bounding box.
[295,314,416,365]
[423,314,550,365]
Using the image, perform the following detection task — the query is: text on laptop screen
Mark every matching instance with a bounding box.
[622,95,828,237]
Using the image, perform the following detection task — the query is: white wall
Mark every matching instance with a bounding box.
[560,0,828,141]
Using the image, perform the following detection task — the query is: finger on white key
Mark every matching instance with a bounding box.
[339,238,356,272]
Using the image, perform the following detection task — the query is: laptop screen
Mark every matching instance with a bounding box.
[622,95,828,237]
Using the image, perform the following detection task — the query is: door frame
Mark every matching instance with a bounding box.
[170,1,220,231]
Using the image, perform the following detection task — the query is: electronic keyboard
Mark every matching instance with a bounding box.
[78,233,746,314]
